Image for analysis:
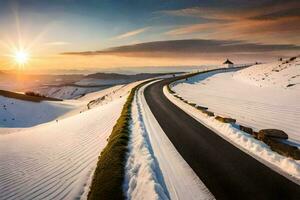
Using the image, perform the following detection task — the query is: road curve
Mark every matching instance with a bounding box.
[144,77,300,200]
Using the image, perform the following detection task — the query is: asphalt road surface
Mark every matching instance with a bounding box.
[144,78,300,200]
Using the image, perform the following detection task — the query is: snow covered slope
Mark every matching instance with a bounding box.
[164,86,300,182]
[234,56,300,89]
[172,57,300,143]
[36,85,110,99]
[0,96,74,128]
[0,82,136,200]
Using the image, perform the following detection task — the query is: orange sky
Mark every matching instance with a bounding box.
[0,0,299,72]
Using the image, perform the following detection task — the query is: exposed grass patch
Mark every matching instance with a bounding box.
[87,80,153,200]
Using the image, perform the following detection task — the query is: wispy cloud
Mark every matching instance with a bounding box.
[45,41,70,46]
[62,39,300,58]
[165,23,221,36]
[160,1,300,21]
[112,27,149,40]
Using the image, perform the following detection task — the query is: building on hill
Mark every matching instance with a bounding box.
[223,59,234,68]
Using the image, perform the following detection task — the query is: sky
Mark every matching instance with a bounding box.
[0,0,299,72]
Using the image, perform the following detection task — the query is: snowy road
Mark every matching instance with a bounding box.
[124,82,214,200]
[144,78,300,199]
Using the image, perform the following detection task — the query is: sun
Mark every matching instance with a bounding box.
[14,50,29,66]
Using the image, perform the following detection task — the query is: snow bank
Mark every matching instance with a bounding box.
[124,91,169,200]
[164,86,300,183]
[172,62,300,143]
[124,82,214,200]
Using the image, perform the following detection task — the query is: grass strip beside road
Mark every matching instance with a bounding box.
[87,80,153,200]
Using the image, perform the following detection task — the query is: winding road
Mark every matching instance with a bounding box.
[144,77,300,200]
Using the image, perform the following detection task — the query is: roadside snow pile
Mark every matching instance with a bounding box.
[0,96,74,127]
[123,82,214,200]
[172,61,300,143]
[234,56,300,89]
[124,92,169,200]
[0,93,128,200]
[165,86,300,181]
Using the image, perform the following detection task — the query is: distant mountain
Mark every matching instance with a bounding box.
[86,72,173,80]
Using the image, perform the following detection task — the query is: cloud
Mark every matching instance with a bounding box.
[45,41,70,46]
[112,27,149,40]
[160,1,300,21]
[166,16,300,44]
[162,1,300,45]
[165,23,221,36]
[62,39,300,58]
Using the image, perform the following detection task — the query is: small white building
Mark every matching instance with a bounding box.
[223,59,234,68]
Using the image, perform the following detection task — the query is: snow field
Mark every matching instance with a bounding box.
[172,67,300,143]
[234,57,300,89]
[36,85,110,100]
[123,81,214,200]
[0,81,137,130]
[164,86,300,183]
[0,82,138,200]
[0,96,75,128]
[83,82,138,109]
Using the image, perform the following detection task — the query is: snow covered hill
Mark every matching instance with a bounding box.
[0,95,75,128]
[35,85,110,100]
[172,57,300,143]
[234,56,300,89]
[0,81,138,200]
[0,72,170,100]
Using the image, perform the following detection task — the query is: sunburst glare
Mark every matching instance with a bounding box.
[14,49,29,66]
